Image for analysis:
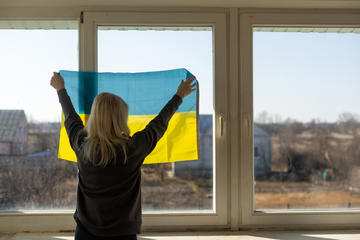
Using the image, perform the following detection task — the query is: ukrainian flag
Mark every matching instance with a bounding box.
[58,69,199,164]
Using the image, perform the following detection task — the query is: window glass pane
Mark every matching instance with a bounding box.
[0,25,78,210]
[253,27,360,209]
[98,27,214,211]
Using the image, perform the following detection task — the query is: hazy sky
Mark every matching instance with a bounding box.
[0,29,213,122]
[0,28,359,123]
[254,31,360,123]
[0,29,78,122]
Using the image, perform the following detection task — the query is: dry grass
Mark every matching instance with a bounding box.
[255,181,360,209]
[255,192,360,209]
[142,176,212,210]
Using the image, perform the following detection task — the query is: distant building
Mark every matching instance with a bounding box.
[27,122,59,154]
[254,124,272,177]
[174,116,272,179]
[0,113,61,169]
[0,110,27,155]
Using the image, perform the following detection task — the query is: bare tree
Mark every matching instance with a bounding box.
[0,124,77,210]
[338,112,359,135]
[256,111,273,124]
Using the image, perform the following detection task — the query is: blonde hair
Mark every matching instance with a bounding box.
[83,92,130,166]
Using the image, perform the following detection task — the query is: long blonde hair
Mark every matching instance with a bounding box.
[83,92,130,166]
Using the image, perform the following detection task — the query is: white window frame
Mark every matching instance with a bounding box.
[3,7,359,233]
[239,10,360,228]
[0,9,230,232]
[80,11,229,230]
[0,17,81,233]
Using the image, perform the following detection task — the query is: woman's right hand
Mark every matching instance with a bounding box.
[176,76,196,99]
[50,72,65,91]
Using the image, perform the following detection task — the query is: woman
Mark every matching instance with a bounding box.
[50,72,196,240]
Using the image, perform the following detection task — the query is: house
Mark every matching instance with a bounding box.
[0,111,60,168]
[254,124,272,178]
[27,122,60,154]
[0,110,27,156]
[175,118,272,179]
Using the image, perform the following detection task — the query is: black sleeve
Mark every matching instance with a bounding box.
[57,88,86,152]
[132,94,183,158]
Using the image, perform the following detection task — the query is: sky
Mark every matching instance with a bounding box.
[254,31,360,123]
[0,29,78,122]
[0,28,213,122]
[0,27,359,123]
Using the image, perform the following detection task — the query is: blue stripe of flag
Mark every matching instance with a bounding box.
[59,69,197,115]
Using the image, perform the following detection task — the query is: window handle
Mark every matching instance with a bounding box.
[246,116,251,137]
[219,113,225,137]
[243,115,252,137]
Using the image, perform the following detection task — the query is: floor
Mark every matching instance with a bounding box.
[1,231,360,240]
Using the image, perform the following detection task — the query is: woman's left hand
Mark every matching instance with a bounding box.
[50,72,65,91]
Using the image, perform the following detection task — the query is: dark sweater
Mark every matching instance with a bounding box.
[57,89,182,236]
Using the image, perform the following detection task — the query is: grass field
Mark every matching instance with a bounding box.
[255,181,360,209]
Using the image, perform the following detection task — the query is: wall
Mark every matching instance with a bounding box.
[0,142,11,155]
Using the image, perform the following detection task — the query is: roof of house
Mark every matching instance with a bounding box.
[254,124,271,138]
[0,110,26,142]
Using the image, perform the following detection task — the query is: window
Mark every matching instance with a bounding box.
[0,21,78,210]
[79,11,228,228]
[97,26,214,211]
[2,10,359,233]
[0,12,228,231]
[240,11,360,227]
[253,27,360,210]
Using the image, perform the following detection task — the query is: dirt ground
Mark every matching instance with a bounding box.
[142,175,213,210]
[255,181,360,209]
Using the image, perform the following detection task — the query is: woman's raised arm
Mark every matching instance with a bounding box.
[51,72,86,152]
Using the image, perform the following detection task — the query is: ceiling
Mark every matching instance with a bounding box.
[0,0,359,9]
